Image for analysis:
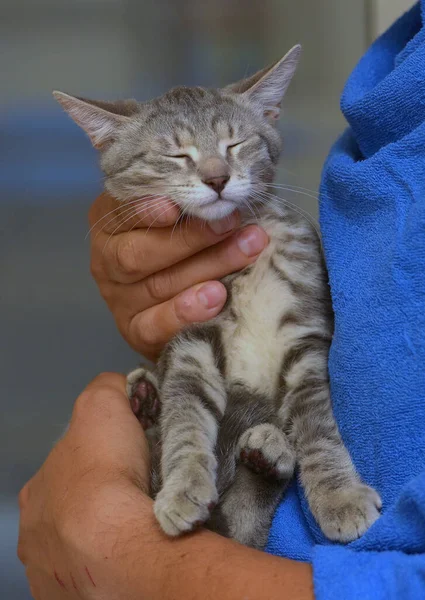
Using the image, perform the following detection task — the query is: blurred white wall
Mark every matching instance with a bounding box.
[368,0,416,38]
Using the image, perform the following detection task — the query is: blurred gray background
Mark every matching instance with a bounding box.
[0,0,414,597]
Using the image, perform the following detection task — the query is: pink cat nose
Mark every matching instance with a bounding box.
[203,175,230,195]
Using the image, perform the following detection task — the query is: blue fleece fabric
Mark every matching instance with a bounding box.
[266,3,425,598]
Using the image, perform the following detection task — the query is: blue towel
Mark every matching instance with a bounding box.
[267,3,425,597]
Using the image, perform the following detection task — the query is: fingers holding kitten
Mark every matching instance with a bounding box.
[89,193,268,359]
[126,282,227,359]
[90,193,241,284]
[101,227,268,359]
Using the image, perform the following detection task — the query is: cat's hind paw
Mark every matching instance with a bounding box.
[315,483,382,542]
[238,423,295,480]
[126,367,160,430]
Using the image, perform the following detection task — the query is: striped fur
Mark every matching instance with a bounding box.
[57,45,381,549]
[126,207,381,548]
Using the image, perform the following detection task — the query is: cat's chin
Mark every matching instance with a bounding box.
[191,199,238,222]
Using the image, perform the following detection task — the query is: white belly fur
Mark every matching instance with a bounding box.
[222,232,297,397]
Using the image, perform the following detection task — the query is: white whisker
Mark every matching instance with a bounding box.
[252,189,322,242]
[127,198,174,235]
[267,184,319,202]
[94,197,170,242]
[144,202,179,238]
[101,198,172,253]
[86,193,170,239]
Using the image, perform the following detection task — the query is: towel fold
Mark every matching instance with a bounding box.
[267,3,425,597]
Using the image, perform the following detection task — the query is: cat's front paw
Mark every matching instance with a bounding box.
[126,367,160,429]
[315,483,382,542]
[154,470,218,536]
[238,423,295,480]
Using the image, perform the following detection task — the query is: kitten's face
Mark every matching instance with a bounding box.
[54,45,301,222]
[102,88,281,221]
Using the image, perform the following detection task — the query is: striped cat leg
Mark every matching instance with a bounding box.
[209,385,293,549]
[215,423,294,548]
[154,324,226,537]
[280,334,381,542]
[210,465,287,549]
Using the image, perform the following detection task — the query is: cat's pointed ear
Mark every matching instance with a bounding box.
[52,91,138,148]
[225,44,301,121]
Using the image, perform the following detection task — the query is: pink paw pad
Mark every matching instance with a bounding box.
[240,448,278,479]
[129,378,160,430]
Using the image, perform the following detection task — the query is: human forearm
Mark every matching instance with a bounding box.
[111,505,314,600]
[164,531,314,600]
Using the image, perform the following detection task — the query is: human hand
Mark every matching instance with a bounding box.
[18,373,313,600]
[17,373,158,600]
[89,193,268,360]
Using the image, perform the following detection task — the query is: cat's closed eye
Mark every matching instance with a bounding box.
[226,140,247,150]
[163,153,195,165]
[165,154,191,159]
[224,139,249,157]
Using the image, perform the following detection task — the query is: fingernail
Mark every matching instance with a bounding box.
[237,227,268,257]
[209,212,239,235]
[196,283,225,309]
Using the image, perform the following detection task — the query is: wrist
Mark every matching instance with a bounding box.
[61,484,157,599]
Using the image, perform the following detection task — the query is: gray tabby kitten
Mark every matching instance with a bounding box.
[54,45,381,550]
